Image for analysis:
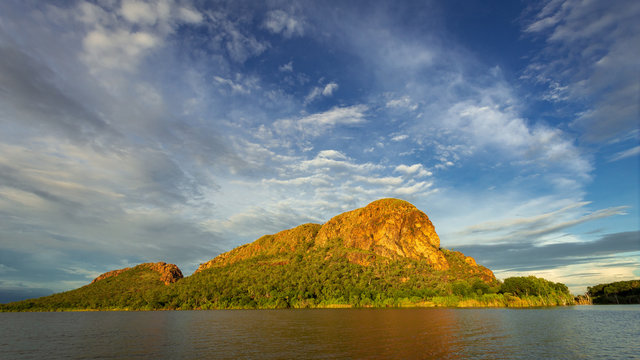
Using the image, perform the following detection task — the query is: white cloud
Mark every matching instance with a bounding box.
[394,164,432,178]
[353,175,404,186]
[322,82,338,96]
[120,0,165,25]
[279,61,293,72]
[295,150,381,173]
[274,105,367,137]
[393,181,435,196]
[440,101,592,182]
[214,75,252,94]
[434,161,454,170]
[263,9,305,38]
[386,96,418,110]
[119,0,202,26]
[609,146,640,162]
[316,149,347,160]
[75,1,111,25]
[304,82,339,103]
[82,29,160,72]
[391,134,408,142]
[178,6,203,24]
[73,0,206,78]
[304,87,322,104]
[298,105,365,127]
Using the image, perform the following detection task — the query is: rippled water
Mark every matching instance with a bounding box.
[1,306,638,359]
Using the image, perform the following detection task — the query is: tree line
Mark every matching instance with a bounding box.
[587,280,640,304]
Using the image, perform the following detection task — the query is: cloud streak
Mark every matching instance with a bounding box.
[456,231,640,273]
[274,105,367,137]
[456,202,628,244]
[524,0,640,142]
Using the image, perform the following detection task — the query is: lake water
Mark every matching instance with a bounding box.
[1,306,638,359]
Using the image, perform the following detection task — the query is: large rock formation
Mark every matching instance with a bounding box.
[91,262,183,285]
[198,198,473,272]
[315,198,449,270]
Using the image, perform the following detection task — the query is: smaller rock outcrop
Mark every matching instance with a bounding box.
[91,262,183,285]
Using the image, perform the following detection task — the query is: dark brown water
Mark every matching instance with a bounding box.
[1,306,638,359]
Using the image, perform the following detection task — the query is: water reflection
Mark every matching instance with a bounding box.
[1,306,639,359]
[170,309,505,359]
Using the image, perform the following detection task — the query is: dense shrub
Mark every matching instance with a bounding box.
[588,280,640,304]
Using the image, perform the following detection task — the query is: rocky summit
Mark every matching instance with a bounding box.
[198,198,484,275]
[315,198,448,270]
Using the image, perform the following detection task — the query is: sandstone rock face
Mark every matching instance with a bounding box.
[198,198,477,273]
[196,223,322,272]
[315,198,449,270]
[91,262,183,285]
[147,262,184,285]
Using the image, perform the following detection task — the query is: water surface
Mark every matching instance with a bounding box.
[1,306,638,359]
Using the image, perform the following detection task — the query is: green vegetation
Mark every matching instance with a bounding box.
[587,279,640,304]
[497,276,574,306]
[0,265,170,311]
[0,242,575,311]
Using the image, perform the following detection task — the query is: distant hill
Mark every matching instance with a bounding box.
[1,198,574,311]
[588,279,640,304]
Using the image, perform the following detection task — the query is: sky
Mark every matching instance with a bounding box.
[0,0,638,302]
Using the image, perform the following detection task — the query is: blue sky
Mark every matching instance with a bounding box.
[0,0,638,301]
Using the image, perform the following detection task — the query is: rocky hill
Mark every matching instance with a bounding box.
[2,198,545,311]
[198,198,483,274]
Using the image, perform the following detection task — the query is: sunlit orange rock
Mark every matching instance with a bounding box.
[315,198,449,270]
[91,262,183,285]
[198,198,460,272]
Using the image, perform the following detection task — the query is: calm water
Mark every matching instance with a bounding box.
[1,306,638,359]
